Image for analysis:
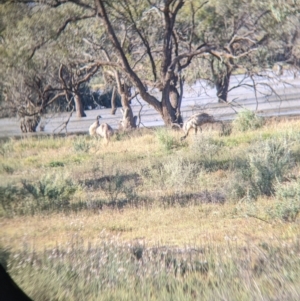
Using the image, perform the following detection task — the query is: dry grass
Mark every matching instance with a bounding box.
[1,199,299,252]
[1,118,300,300]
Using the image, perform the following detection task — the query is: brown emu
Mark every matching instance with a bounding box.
[180,113,222,140]
[89,115,114,143]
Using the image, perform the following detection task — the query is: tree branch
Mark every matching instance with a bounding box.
[28,13,96,60]
[94,0,161,111]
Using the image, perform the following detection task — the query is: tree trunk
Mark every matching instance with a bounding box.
[74,93,86,117]
[160,81,183,126]
[20,115,41,133]
[216,72,231,103]
[119,92,137,130]
[110,86,117,115]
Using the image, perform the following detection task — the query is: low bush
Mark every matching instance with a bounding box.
[48,161,64,167]
[22,173,78,213]
[230,138,292,201]
[191,135,224,162]
[267,179,300,222]
[0,163,14,174]
[155,128,179,152]
[141,156,199,192]
[73,136,92,152]
[233,110,264,132]
[0,173,79,216]
[0,140,13,157]
[0,184,21,217]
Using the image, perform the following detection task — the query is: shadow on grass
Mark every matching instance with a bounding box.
[161,190,226,207]
[81,172,140,190]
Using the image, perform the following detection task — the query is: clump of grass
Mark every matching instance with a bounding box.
[99,170,129,203]
[0,163,14,174]
[17,136,66,151]
[230,138,292,201]
[142,156,199,192]
[0,140,13,157]
[0,184,21,216]
[21,172,79,213]
[219,122,232,136]
[99,170,143,207]
[73,136,92,153]
[233,110,264,132]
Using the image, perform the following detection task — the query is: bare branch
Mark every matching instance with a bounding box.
[53,107,75,134]
[169,44,214,71]
[28,13,96,60]
[76,64,100,87]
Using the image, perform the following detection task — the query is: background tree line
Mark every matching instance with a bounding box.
[0,0,299,132]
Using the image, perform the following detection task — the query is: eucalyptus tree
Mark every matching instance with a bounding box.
[180,0,274,103]
[5,0,221,126]
[264,0,300,74]
[0,0,102,127]
[90,0,217,126]
[4,0,297,128]
[189,0,300,103]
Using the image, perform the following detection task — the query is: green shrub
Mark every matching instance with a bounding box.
[0,140,13,157]
[155,128,178,152]
[48,161,64,167]
[191,135,224,162]
[230,138,292,201]
[21,173,78,212]
[0,164,14,174]
[142,156,199,192]
[99,170,127,203]
[233,110,264,132]
[1,173,79,216]
[219,123,232,136]
[0,184,21,217]
[73,136,91,153]
[267,180,300,222]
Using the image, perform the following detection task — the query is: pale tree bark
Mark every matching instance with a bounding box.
[119,93,137,130]
[114,72,137,130]
[101,47,137,130]
[73,93,86,117]
[110,86,118,115]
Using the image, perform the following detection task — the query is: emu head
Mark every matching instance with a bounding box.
[97,115,102,120]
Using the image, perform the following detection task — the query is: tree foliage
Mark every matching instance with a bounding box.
[0,0,299,129]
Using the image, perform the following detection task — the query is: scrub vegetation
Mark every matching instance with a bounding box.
[1,114,300,300]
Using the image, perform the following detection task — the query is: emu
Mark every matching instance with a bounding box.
[89,115,114,143]
[180,113,221,140]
